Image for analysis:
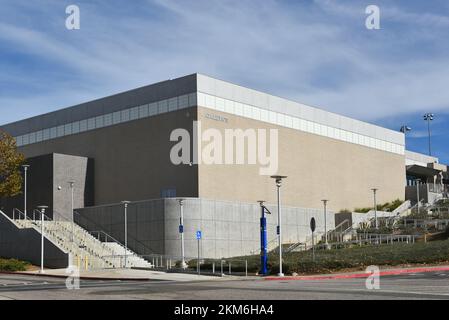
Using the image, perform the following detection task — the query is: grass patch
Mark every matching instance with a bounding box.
[0,258,30,272]
[354,199,403,213]
[229,240,449,275]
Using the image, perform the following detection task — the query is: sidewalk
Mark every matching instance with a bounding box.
[10,268,225,282]
[264,265,449,281]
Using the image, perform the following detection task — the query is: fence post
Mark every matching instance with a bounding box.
[245,260,248,277]
[221,260,224,277]
[229,262,232,275]
[212,262,215,274]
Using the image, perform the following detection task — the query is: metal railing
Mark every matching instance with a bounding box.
[313,233,418,250]
[73,210,157,256]
[12,208,26,220]
[104,253,250,277]
[13,208,149,270]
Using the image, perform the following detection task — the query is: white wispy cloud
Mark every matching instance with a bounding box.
[0,0,448,126]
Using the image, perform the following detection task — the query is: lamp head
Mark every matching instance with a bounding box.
[270,175,287,187]
[121,200,131,207]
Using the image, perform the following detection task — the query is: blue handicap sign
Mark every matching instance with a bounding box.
[179,225,184,233]
[196,230,202,240]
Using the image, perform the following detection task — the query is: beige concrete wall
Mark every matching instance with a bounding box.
[197,107,405,212]
[17,108,199,206]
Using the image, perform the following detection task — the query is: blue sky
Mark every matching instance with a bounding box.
[1,0,448,162]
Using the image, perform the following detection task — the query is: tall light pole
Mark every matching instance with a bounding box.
[121,201,130,268]
[271,175,287,277]
[68,181,75,243]
[179,199,187,269]
[416,178,421,214]
[400,125,412,134]
[22,165,30,219]
[37,205,48,273]
[321,199,329,248]
[423,113,434,156]
[400,125,412,148]
[371,188,378,230]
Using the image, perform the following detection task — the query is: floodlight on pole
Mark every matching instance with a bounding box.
[400,126,412,134]
[423,113,434,156]
[270,175,287,277]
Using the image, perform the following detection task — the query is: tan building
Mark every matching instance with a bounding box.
[1,73,406,213]
[0,73,410,259]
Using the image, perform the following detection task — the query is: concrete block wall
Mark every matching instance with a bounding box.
[77,198,335,259]
[0,210,69,268]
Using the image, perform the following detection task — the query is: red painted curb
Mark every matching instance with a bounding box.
[264,266,449,281]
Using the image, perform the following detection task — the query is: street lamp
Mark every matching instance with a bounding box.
[400,126,411,148]
[179,199,187,269]
[22,165,30,220]
[68,181,75,243]
[415,178,421,214]
[37,205,48,273]
[121,201,130,268]
[400,126,411,134]
[423,113,434,156]
[270,175,287,277]
[321,199,329,248]
[371,188,378,230]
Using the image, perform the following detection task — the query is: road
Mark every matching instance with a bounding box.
[0,271,448,300]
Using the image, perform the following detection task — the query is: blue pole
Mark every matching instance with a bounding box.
[260,206,268,275]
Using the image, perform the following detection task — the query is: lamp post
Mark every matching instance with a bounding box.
[416,178,421,214]
[22,165,30,219]
[400,126,412,148]
[423,113,434,156]
[37,205,48,273]
[321,199,329,248]
[400,125,411,134]
[371,188,378,230]
[68,181,75,243]
[121,201,130,268]
[270,175,287,277]
[179,199,187,269]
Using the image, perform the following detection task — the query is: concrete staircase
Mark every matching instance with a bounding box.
[13,216,153,270]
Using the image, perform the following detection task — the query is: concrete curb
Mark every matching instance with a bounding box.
[264,266,449,281]
[0,271,154,281]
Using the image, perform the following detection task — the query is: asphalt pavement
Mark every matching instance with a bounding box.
[0,270,448,300]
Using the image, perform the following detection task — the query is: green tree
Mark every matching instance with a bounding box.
[0,130,24,197]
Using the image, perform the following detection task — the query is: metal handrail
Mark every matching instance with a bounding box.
[12,208,26,220]
[73,210,156,255]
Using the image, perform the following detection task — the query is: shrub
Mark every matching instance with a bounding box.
[0,258,30,271]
